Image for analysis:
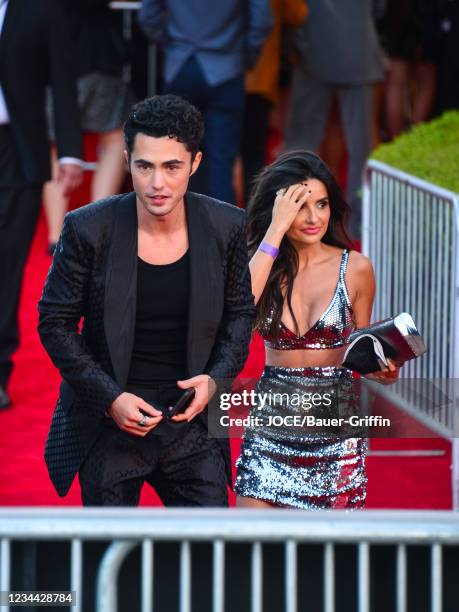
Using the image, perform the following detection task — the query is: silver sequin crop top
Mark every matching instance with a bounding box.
[260,249,355,350]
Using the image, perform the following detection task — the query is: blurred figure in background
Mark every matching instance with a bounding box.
[379,0,440,138]
[284,0,384,239]
[435,0,459,114]
[0,0,82,409]
[44,0,133,254]
[139,0,272,205]
[241,0,308,202]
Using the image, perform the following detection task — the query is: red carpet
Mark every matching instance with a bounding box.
[0,146,452,508]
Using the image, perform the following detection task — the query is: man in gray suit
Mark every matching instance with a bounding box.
[138,0,272,205]
[284,0,385,238]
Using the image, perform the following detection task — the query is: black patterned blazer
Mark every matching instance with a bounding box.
[38,191,256,496]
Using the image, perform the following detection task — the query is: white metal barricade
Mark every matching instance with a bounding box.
[1,508,458,612]
[362,159,459,507]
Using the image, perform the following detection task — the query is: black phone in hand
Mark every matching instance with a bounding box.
[167,388,195,418]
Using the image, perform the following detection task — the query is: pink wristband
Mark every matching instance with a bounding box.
[259,242,279,258]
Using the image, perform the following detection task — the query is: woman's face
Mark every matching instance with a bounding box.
[285,178,331,246]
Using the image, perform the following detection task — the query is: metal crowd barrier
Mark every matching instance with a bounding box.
[362,159,459,381]
[1,508,458,612]
[362,159,459,508]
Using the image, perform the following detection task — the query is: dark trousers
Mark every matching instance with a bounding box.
[163,56,244,205]
[79,383,229,506]
[241,93,272,202]
[285,71,374,239]
[0,125,42,387]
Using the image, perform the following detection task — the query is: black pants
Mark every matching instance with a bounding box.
[0,125,42,387]
[79,383,229,506]
[241,93,272,202]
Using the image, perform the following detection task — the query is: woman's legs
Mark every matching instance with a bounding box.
[236,495,276,508]
[412,61,437,125]
[385,58,436,139]
[385,58,409,138]
[43,129,125,249]
[42,145,70,247]
[91,129,126,201]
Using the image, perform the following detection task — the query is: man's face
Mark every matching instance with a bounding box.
[126,133,202,218]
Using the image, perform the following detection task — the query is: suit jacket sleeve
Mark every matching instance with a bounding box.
[205,217,256,381]
[246,0,274,68]
[38,214,123,415]
[46,0,82,159]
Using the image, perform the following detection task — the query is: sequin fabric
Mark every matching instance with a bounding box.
[235,366,367,509]
[260,250,354,350]
[235,251,367,509]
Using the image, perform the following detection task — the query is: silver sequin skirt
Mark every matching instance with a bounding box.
[235,366,367,509]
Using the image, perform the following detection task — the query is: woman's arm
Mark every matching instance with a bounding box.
[250,183,308,304]
[349,252,375,329]
[349,252,400,384]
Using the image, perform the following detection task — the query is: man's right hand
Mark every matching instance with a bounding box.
[107,392,163,437]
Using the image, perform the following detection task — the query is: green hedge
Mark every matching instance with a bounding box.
[371,111,459,194]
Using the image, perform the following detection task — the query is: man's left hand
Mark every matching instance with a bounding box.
[57,163,83,196]
[170,374,217,422]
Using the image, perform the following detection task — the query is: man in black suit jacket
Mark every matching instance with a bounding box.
[38,95,256,506]
[0,0,83,408]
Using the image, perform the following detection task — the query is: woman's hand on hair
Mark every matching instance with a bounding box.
[270,183,309,236]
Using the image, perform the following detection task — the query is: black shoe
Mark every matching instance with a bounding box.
[0,385,11,410]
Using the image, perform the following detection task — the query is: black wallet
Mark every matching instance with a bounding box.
[342,312,427,375]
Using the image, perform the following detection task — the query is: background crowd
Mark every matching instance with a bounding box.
[0,0,458,409]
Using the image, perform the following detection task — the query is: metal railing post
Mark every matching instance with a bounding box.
[71,539,83,612]
[96,540,138,612]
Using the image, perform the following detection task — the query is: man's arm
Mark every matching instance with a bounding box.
[246,0,274,68]
[138,0,168,45]
[45,0,83,193]
[38,214,123,417]
[205,217,256,381]
[171,216,256,423]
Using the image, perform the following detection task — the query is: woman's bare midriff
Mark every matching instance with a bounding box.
[265,345,347,368]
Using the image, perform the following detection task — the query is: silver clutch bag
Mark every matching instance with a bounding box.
[342,312,427,375]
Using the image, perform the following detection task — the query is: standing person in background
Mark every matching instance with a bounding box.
[379,0,441,138]
[284,0,384,240]
[433,0,459,115]
[241,0,308,203]
[138,0,273,205]
[43,0,134,254]
[0,0,83,410]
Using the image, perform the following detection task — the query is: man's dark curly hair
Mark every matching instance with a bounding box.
[124,95,204,161]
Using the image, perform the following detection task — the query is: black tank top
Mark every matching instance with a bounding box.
[126,251,189,386]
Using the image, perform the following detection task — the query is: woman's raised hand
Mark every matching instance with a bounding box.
[270,183,309,235]
[249,184,309,304]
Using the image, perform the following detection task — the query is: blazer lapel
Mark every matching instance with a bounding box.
[104,192,138,387]
[185,192,224,376]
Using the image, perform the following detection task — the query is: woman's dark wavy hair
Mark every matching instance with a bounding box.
[247,150,353,337]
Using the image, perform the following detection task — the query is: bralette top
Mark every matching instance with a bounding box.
[260,249,355,350]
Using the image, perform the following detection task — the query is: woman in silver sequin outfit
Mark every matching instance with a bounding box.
[235,151,400,509]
